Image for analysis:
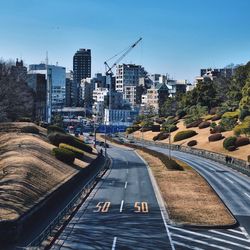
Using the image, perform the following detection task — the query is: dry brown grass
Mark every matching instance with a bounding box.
[133,119,250,161]
[0,123,97,221]
[137,149,236,226]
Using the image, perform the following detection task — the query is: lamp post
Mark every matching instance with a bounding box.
[168,126,171,159]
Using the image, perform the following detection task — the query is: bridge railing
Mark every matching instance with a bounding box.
[131,137,250,176]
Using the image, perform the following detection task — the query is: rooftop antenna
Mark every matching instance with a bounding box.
[46,51,49,66]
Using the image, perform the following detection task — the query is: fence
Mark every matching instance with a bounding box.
[26,157,110,249]
[131,137,250,177]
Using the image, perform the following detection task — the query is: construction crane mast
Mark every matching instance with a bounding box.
[104,37,142,113]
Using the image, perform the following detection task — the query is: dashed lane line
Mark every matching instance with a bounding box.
[119,200,124,213]
[124,181,127,189]
[169,226,250,249]
[225,177,234,184]
[171,233,232,250]
[112,236,117,250]
[244,192,250,199]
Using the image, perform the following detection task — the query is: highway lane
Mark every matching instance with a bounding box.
[50,145,173,250]
[143,145,250,232]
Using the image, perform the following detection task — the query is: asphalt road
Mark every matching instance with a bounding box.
[50,146,173,250]
[141,144,250,249]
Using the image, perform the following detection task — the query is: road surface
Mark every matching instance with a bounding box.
[50,145,173,250]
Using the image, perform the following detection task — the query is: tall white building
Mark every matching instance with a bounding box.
[115,64,146,108]
[29,63,66,122]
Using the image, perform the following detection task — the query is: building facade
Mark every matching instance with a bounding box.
[29,63,66,122]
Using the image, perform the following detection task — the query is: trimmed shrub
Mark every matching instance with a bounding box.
[155,118,165,124]
[208,133,224,142]
[140,127,151,132]
[187,140,197,147]
[162,123,178,132]
[186,119,203,128]
[244,116,250,122]
[174,130,197,142]
[233,121,250,136]
[210,125,225,134]
[227,146,236,151]
[198,121,211,129]
[203,115,213,121]
[17,117,32,122]
[153,132,169,141]
[59,143,84,159]
[211,114,221,121]
[48,132,92,153]
[239,109,250,121]
[52,147,75,164]
[20,126,39,134]
[223,136,237,150]
[235,137,250,147]
[151,125,161,132]
[222,111,239,119]
[47,125,66,135]
[209,107,217,115]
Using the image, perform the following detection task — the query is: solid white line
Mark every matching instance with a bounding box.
[171,234,231,250]
[112,236,117,250]
[124,181,127,189]
[209,230,250,243]
[228,229,245,235]
[169,226,250,249]
[240,227,250,240]
[172,240,204,250]
[225,177,234,184]
[244,192,250,199]
[119,200,124,213]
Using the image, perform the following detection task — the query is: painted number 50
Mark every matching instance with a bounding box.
[134,202,149,213]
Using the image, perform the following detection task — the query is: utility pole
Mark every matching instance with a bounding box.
[169,126,171,159]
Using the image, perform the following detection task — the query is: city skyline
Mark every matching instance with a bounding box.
[1,0,250,81]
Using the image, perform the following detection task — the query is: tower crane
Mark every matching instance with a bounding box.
[104,37,142,77]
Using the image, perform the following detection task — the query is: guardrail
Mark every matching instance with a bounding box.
[26,157,110,249]
[126,137,250,177]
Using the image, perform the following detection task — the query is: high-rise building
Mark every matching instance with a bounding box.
[73,49,91,83]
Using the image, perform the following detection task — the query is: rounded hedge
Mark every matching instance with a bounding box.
[211,114,221,121]
[59,143,84,159]
[186,119,203,128]
[223,136,237,150]
[52,147,75,164]
[153,132,169,141]
[174,130,197,142]
[48,132,92,153]
[227,146,236,151]
[235,137,250,147]
[47,125,66,135]
[162,124,178,132]
[187,140,197,147]
[222,111,239,119]
[208,133,224,142]
[198,121,211,129]
[20,126,39,134]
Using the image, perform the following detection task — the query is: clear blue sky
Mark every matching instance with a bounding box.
[1,0,250,81]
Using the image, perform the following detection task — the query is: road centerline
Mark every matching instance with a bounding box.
[119,200,124,213]
[124,181,127,189]
[112,236,117,250]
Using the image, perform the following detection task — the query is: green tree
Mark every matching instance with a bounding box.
[239,78,250,110]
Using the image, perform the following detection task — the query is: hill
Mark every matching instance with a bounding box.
[0,122,97,221]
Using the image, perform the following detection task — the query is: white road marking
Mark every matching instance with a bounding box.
[124,181,127,189]
[119,200,124,212]
[240,227,250,240]
[171,234,231,250]
[169,226,250,249]
[126,169,128,174]
[112,236,117,250]
[209,230,250,243]
[172,240,204,250]
[228,229,245,235]
[244,192,250,199]
[225,177,234,184]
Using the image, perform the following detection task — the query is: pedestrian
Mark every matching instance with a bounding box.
[100,148,103,156]
[225,155,228,164]
[228,156,232,164]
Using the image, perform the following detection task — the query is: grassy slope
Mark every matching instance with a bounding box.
[0,123,96,221]
[133,119,250,161]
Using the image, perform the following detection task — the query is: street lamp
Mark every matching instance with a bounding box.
[168,126,171,159]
